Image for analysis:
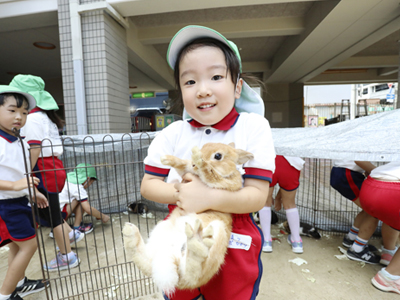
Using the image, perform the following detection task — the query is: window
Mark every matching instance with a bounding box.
[374,84,389,92]
[362,88,368,95]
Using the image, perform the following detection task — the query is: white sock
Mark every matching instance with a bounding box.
[68,230,75,239]
[286,208,301,242]
[0,294,11,300]
[16,277,26,287]
[259,207,272,241]
[382,246,398,255]
[348,225,359,240]
[382,267,400,280]
[352,237,368,253]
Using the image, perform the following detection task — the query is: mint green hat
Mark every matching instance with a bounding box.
[167,25,265,118]
[9,74,59,111]
[67,163,97,185]
[0,85,36,110]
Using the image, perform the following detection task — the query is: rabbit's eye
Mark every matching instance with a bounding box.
[214,153,222,160]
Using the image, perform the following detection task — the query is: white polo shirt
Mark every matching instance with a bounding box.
[21,109,63,157]
[370,162,400,181]
[144,108,276,184]
[0,129,30,199]
[333,160,365,173]
[284,156,305,171]
[58,181,88,209]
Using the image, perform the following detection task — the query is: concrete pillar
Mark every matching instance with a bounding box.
[262,83,304,128]
[397,39,400,109]
[58,0,130,134]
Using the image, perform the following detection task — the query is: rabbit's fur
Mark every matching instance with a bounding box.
[122,143,253,296]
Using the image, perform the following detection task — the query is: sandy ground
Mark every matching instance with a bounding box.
[1,220,397,300]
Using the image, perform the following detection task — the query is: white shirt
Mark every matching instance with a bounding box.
[370,162,400,181]
[0,130,30,199]
[284,156,305,171]
[58,181,88,208]
[21,110,63,157]
[144,110,276,184]
[333,160,364,173]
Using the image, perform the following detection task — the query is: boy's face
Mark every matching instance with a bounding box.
[179,46,242,125]
[0,96,28,136]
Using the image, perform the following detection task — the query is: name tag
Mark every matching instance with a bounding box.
[228,232,252,251]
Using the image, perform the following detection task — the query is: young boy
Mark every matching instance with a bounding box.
[0,85,49,300]
[58,163,109,234]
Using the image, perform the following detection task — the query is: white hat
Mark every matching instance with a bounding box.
[167,25,265,118]
[0,85,36,110]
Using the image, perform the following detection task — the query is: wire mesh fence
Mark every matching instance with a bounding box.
[0,132,385,299]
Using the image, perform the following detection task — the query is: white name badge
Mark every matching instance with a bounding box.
[228,232,252,251]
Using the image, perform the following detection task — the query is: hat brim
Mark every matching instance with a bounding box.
[0,87,36,110]
[167,25,232,70]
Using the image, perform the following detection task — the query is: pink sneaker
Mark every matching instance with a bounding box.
[371,270,400,295]
[380,252,393,266]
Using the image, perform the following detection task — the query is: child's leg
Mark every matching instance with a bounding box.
[65,200,82,228]
[53,222,73,254]
[282,189,301,242]
[0,239,37,295]
[80,201,110,223]
[259,188,273,242]
[380,223,399,265]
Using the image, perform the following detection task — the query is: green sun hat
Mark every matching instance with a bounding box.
[67,163,97,185]
[168,25,264,118]
[0,85,36,110]
[9,74,59,111]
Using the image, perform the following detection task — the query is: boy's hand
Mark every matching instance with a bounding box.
[32,189,48,208]
[13,177,40,191]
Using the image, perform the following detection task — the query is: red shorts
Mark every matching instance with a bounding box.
[35,156,66,193]
[359,177,400,230]
[270,155,301,191]
[165,206,263,300]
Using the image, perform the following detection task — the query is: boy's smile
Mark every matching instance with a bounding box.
[0,96,28,136]
[179,46,242,126]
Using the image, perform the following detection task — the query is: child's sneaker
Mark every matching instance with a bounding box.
[372,270,400,295]
[7,292,23,299]
[342,234,353,248]
[380,247,397,266]
[287,234,303,254]
[78,223,94,234]
[262,240,273,253]
[43,252,80,272]
[13,277,49,297]
[49,230,54,239]
[346,246,380,264]
[70,230,84,246]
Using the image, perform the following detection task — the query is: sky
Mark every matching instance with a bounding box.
[304,85,352,105]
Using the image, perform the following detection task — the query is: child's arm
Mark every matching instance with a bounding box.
[29,146,41,169]
[141,174,179,204]
[174,173,269,214]
[355,161,376,176]
[0,176,40,191]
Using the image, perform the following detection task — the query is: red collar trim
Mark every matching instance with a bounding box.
[29,107,42,114]
[188,108,240,130]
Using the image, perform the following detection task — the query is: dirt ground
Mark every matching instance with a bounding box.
[1,221,397,300]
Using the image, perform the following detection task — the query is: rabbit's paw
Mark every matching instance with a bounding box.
[202,224,215,248]
[160,155,176,167]
[122,222,141,248]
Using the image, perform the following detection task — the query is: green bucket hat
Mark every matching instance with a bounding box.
[167,25,264,118]
[0,85,36,110]
[9,74,59,111]
[67,163,97,185]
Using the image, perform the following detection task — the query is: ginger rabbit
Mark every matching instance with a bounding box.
[122,142,253,296]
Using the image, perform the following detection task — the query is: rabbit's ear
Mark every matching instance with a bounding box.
[228,142,235,148]
[235,149,254,164]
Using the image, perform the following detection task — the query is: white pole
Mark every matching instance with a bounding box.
[70,0,87,135]
[350,84,357,119]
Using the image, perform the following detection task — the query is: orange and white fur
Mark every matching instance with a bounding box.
[122,143,253,296]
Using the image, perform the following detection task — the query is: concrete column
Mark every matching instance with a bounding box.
[397,39,400,109]
[262,83,304,128]
[58,0,130,134]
